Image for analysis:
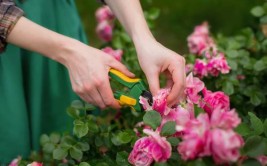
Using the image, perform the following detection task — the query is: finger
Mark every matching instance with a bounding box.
[146,71,160,96]
[109,58,135,78]
[167,62,186,107]
[97,76,121,109]
[88,87,106,109]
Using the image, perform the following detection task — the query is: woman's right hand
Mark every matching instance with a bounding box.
[59,39,134,109]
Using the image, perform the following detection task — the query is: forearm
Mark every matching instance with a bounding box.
[105,0,154,44]
[6,17,75,65]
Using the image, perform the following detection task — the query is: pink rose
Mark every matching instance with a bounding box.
[178,114,211,160]
[187,22,215,55]
[158,106,191,137]
[185,73,205,104]
[210,107,241,129]
[257,155,267,166]
[95,6,114,22]
[185,64,194,74]
[9,157,21,166]
[129,129,171,166]
[102,47,123,61]
[96,20,113,42]
[193,59,208,78]
[210,129,244,164]
[27,162,43,166]
[207,53,231,77]
[201,88,230,116]
[152,89,171,116]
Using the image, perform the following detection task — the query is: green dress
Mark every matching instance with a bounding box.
[0,0,88,163]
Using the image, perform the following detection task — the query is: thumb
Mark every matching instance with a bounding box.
[109,59,135,78]
[146,72,160,96]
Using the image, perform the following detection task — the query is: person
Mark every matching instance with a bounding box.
[0,0,186,163]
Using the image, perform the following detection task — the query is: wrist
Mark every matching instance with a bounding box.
[49,36,80,66]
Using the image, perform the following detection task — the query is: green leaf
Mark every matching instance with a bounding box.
[61,135,76,148]
[242,158,262,166]
[116,151,130,166]
[95,136,104,147]
[161,121,176,136]
[40,134,50,146]
[250,93,262,106]
[243,136,267,157]
[222,82,234,95]
[96,163,109,166]
[260,16,267,24]
[76,142,90,151]
[111,134,122,146]
[67,107,80,119]
[143,110,162,130]
[43,142,55,153]
[248,112,264,135]
[70,147,83,161]
[154,163,169,166]
[254,60,267,71]
[251,6,265,17]
[147,8,160,20]
[264,119,267,137]
[53,148,68,160]
[167,137,180,146]
[235,123,251,136]
[71,100,84,109]
[87,121,99,133]
[79,162,91,166]
[117,131,133,144]
[50,133,61,144]
[73,120,89,138]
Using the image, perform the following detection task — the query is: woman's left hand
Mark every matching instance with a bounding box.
[135,38,186,107]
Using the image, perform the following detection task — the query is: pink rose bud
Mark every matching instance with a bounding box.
[102,47,123,61]
[96,20,113,42]
[95,6,114,22]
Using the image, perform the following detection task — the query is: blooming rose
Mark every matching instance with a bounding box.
[96,20,113,42]
[210,107,241,129]
[9,157,21,166]
[257,155,267,166]
[95,6,114,22]
[201,88,230,116]
[152,89,170,116]
[185,73,205,104]
[27,162,42,166]
[128,129,171,166]
[210,129,244,164]
[193,59,208,78]
[187,22,215,55]
[206,53,231,77]
[178,114,211,160]
[102,47,123,61]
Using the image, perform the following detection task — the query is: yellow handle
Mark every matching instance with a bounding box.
[109,69,140,83]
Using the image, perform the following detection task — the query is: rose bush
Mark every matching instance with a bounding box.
[12,1,267,166]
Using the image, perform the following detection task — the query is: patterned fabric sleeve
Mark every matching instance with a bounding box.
[0,0,24,53]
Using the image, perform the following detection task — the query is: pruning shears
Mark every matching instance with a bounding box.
[109,69,153,112]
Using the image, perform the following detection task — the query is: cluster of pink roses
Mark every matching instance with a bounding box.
[129,73,244,165]
[95,6,115,42]
[187,22,231,78]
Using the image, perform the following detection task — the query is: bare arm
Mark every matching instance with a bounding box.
[105,0,186,106]
[7,17,134,109]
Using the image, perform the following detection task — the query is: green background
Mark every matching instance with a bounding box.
[76,0,264,53]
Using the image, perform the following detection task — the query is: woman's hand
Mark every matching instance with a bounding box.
[59,40,134,109]
[135,37,186,107]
